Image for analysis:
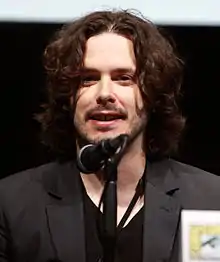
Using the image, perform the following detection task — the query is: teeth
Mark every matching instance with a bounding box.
[92,115,119,121]
[105,115,115,121]
[100,115,106,121]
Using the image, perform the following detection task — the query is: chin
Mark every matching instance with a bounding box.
[89,130,127,143]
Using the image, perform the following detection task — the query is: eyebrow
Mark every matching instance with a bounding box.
[80,67,136,74]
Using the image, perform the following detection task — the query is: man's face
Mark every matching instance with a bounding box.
[74,32,147,145]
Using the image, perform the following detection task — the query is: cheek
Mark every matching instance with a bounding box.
[136,91,144,109]
[74,89,95,118]
[116,86,144,114]
[131,85,144,114]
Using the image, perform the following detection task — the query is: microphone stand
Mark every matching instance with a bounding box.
[101,137,128,262]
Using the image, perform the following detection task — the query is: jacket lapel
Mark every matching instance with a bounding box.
[43,161,86,262]
[143,160,181,262]
[42,159,181,262]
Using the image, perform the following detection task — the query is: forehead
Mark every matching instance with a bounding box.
[84,32,136,71]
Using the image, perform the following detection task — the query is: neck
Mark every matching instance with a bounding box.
[116,135,146,192]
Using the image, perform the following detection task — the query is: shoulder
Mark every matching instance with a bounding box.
[149,158,220,186]
[168,159,220,188]
[168,159,220,208]
[149,159,220,209]
[0,161,80,233]
[0,162,57,190]
[0,161,71,206]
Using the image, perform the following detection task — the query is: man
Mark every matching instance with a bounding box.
[0,9,220,262]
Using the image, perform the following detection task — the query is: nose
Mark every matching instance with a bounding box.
[96,76,116,105]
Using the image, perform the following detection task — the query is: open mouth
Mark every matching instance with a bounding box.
[88,111,126,122]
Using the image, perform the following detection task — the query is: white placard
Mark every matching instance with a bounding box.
[181,210,220,262]
[0,0,219,25]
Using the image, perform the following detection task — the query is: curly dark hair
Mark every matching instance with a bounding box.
[36,9,186,161]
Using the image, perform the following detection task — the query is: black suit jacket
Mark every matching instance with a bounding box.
[0,159,220,262]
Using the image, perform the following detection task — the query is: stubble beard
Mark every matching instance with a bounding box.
[74,110,147,150]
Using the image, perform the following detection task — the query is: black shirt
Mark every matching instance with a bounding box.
[83,187,144,262]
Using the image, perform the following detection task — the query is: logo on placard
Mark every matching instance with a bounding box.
[190,225,220,260]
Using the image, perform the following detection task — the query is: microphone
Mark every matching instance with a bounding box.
[77,134,128,174]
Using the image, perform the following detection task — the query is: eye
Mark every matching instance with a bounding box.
[113,74,135,86]
[80,75,99,87]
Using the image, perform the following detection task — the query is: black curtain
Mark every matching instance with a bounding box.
[0,22,219,178]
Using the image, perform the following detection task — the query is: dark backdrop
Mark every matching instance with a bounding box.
[1,22,220,178]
